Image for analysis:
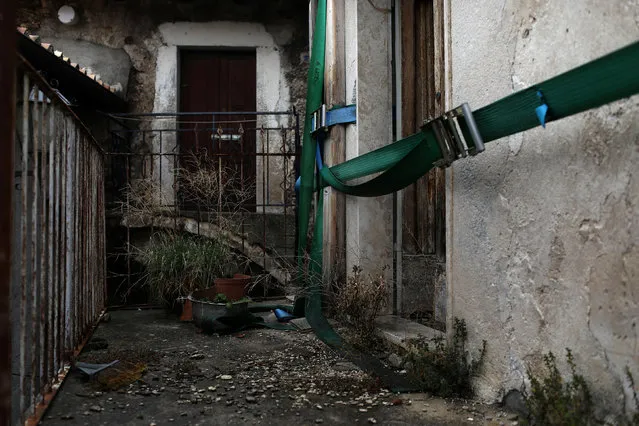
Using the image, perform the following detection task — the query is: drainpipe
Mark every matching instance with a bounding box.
[391,0,403,316]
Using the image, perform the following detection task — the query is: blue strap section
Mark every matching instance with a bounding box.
[326,104,356,127]
[535,91,549,128]
[295,133,326,194]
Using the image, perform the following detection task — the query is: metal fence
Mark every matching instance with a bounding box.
[11,57,107,425]
[105,111,300,304]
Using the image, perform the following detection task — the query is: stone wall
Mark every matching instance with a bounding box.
[17,0,307,213]
[447,0,639,416]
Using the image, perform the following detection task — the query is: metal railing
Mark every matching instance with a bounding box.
[105,111,300,304]
[11,57,107,425]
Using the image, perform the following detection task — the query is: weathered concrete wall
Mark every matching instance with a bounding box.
[343,0,395,305]
[42,37,131,96]
[448,0,639,416]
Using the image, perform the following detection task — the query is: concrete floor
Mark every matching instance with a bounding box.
[40,310,515,426]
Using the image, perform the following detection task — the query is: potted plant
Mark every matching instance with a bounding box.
[189,292,251,327]
[137,231,233,310]
[214,273,251,301]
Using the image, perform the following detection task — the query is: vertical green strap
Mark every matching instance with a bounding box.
[297,0,327,268]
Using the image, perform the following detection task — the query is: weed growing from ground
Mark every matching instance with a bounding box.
[624,367,639,426]
[405,318,486,398]
[333,265,389,342]
[523,349,594,425]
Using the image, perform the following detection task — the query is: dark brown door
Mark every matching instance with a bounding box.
[179,50,257,212]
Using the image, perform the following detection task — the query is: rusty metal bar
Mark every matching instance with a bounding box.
[20,73,30,423]
[40,95,49,395]
[30,88,40,413]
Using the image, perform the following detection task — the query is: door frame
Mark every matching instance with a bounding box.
[151,22,293,213]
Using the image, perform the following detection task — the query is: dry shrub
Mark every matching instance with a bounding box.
[334,265,389,339]
[117,178,171,224]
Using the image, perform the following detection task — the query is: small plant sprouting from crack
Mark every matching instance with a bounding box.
[523,349,594,426]
[405,318,486,398]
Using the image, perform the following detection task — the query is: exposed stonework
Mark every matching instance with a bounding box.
[16,0,308,117]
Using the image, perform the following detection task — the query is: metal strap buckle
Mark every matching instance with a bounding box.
[310,104,327,134]
[422,103,485,168]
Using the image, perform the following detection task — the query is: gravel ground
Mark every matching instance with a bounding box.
[41,309,516,426]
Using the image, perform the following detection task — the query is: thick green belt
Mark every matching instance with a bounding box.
[318,40,639,197]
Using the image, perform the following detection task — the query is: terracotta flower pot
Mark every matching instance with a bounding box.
[214,275,250,301]
[180,299,193,321]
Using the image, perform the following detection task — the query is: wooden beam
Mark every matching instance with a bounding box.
[323,0,347,285]
[400,0,417,253]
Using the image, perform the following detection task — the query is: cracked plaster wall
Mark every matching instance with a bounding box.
[448,0,639,416]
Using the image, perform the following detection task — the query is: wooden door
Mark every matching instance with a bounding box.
[179,50,257,211]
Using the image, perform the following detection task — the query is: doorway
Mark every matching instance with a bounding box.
[178,49,257,211]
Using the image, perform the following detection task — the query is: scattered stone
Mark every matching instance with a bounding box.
[180,412,188,417]
[89,405,102,412]
[316,404,323,410]
[359,408,368,412]
[368,418,377,424]
[61,414,74,420]
[190,353,205,360]
[246,396,257,403]
[208,386,217,392]
[315,419,324,424]
[83,411,90,416]
[467,418,474,422]
[388,353,403,368]
[220,375,233,380]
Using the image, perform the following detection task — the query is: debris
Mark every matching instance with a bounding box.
[75,360,120,378]
[290,317,312,331]
[391,398,403,406]
[388,353,403,369]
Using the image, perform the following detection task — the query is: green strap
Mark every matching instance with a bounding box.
[317,40,639,197]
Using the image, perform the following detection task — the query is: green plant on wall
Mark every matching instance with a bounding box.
[523,351,639,426]
[523,349,594,426]
[405,318,486,398]
[136,231,235,305]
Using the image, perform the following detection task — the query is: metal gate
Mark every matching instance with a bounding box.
[105,111,300,305]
